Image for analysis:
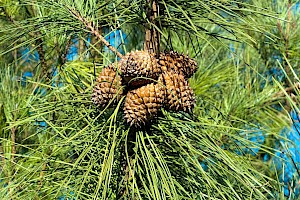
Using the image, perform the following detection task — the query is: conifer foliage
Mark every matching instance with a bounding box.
[0,0,299,199]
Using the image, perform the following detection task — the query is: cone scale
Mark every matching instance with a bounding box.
[157,51,197,78]
[91,65,123,108]
[124,83,164,127]
[118,50,161,87]
[159,71,196,113]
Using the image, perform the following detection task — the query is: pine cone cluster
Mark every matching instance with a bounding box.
[92,50,197,127]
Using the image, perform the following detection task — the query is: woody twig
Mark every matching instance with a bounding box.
[69,9,123,59]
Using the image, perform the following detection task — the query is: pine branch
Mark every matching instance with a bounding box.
[0,145,7,177]
[144,0,161,54]
[10,127,16,164]
[1,7,49,81]
[273,82,300,99]
[68,8,123,58]
[61,36,73,64]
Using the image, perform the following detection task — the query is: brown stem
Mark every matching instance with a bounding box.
[144,0,161,54]
[90,34,103,62]
[13,47,17,65]
[69,9,123,58]
[31,41,48,80]
[27,3,49,80]
[60,36,73,64]
[118,158,131,197]
[276,20,285,40]
[6,127,17,200]
[0,145,6,175]
[78,38,85,61]
[284,1,293,110]
[35,36,49,81]
[38,163,47,188]
[285,0,292,85]
[273,82,300,98]
[11,127,16,165]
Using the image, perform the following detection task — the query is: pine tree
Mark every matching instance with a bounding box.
[1,0,299,199]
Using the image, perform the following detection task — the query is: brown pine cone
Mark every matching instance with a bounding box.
[124,83,164,127]
[92,65,123,108]
[159,71,195,113]
[119,50,161,87]
[157,51,197,78]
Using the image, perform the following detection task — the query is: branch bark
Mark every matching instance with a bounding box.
[144,0,161,55]
[59,36,73,65]
[69,9,123,58]
[285,0,292,86]
[11,127,16,164]
[0,145,7,176]
[273,82,300,99]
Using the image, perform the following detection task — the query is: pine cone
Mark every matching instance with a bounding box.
[159,71,195,113]
[157,51,197,78]
[124,83,164,127]
[92,65,123,108]
[119,50,161,87]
